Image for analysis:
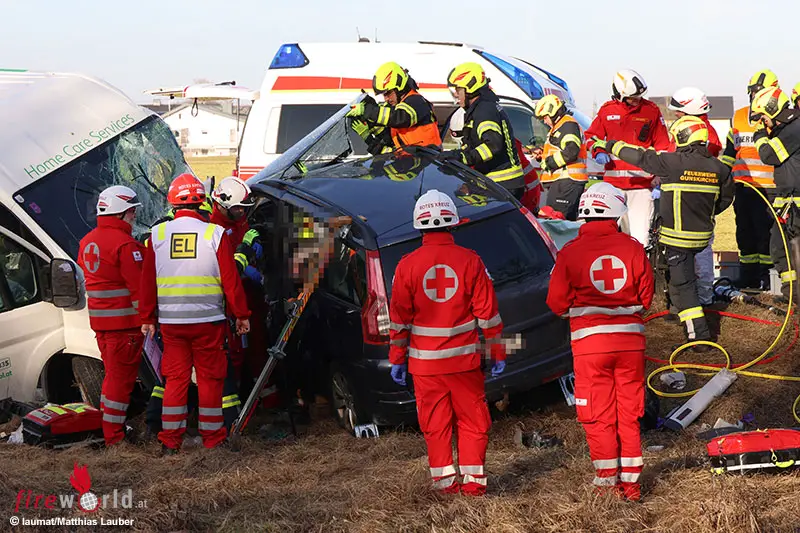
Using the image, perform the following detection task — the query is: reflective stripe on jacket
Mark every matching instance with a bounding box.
[151,216,226,324]
[389,91,442,149]
[541,115,588,183]
[721,107,775,189]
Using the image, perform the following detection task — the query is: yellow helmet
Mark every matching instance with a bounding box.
[447,62,488,93]
[792,82,800,105]
[669,115,708,147]
[750,86,791,120]
[372,62,409,95]
[747,69,779,96]
[534,94,564,119]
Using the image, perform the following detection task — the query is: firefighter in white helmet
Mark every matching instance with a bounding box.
[389,189,505,496]
[547,182,654,500]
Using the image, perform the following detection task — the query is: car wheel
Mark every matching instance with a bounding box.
[72,357,104,408]
[330,367,365,434]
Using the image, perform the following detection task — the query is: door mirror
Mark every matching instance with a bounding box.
[50,258,80,308]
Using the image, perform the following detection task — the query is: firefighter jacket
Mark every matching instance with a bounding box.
[721,107,775,189]
[78,217,145,331]
[584,99,670,190]
[668,114,722,157]
[139,210,250,325]
[546,219,654,356]
[608,141,734,249]
[753,109,800,208]
[388,231,504,376]
[541,114,588,184]
[364,90,442,150]
[460,87,525,190]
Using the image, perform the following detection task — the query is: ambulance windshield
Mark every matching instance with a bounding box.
[14,116,186,259]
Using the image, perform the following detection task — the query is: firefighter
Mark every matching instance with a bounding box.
[668,87,722,307]
[585,70,671,246]
[437,62,525,198]
[546,182,653,500]
[751,86,800,303]
[593,116,734,347]
[346,61,442,154]
[139,173,251,455]
[531,94,588,220]
[77,186,146,446]
[720,70,779,290]
[389,189,505,496]
[793,83,800,108]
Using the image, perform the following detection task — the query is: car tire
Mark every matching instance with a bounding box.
[72,357,105,409]
[329,364,368,435]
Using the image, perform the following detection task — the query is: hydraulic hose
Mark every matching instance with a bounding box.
[646,181,800,422]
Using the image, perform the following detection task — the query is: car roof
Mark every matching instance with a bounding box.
[257,152,516,248]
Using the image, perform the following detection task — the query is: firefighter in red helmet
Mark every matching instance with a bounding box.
[139,173,250,455]
[389,189,505,496]
[546,182,654,501]
[78,185,146,446]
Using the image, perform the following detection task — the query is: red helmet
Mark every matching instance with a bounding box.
[167,173,206,206]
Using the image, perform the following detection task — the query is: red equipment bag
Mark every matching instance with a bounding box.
[706,429,800,474]
[22,403,103,448]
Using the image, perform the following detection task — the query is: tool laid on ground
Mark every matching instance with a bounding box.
[21,403,103,449]
[663,368,738,431]
[713,278,786,316]
[707,428,800,474]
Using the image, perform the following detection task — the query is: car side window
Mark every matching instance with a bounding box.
[323,238,365,306]
[0,237,39,309]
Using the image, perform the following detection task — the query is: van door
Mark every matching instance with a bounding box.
[0,210,65,403]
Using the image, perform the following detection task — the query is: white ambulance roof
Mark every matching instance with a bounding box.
[0,71,154,193]
[262,41,573,105]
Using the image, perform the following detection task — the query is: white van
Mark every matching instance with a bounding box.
[0,71,187,406]
[231,41,594,180]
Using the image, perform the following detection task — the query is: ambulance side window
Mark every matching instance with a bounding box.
[0,205,46,311]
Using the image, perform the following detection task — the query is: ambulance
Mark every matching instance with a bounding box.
[238,41,595,179]
[0,71,186,407]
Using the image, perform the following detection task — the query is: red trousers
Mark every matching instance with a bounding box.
[413,369,491,495]
[159,322,227,450]
[97,328,144,446]
[573,349,645,500]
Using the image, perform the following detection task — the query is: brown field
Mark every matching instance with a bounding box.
[2,297,799,532]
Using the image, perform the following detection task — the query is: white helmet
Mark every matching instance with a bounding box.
[413,189,459,230]
[578,182,628,219]
[96,185,141,216]
[449,108,465,138]
[211,176,254,209]
[612,69,648,99]
[668,87,711,116]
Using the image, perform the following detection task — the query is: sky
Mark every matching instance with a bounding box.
[2,0,798,116]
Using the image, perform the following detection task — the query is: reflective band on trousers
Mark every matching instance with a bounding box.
[621,456,643,467]
[222,394,241,408]
[198,407,223,417]
[459,465,484,475]
[411,320,476,337]
[569,305,643,317]
[87,289,131,298]
[571,324,644,341]
[678,306,704,322]
[592,458,619,469]
[781,270,797,282]
[462,474,488,486]
[102,414,126,424]
[101,397,129,411]
[432,476,457,490]
[430,465,457,478]
[162,405,188,415]
[593,475,618,486]
[151,386,165,399]
[619,472,641,483]
[408,344,478,360]
[198,421,224,431]
[162,420,187,430]
[89,308,138,317]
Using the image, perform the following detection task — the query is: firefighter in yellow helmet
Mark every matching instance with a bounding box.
[792,83,800,108]
[593,116,734,348]
[719,69,779,289]
[531,94,589,220]
[347,61,442,155]
[751,86,800,303]
[437,62,525,199]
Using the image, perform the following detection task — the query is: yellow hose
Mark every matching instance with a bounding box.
[646,181,800,422]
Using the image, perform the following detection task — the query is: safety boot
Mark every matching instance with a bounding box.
[160,444,179,457]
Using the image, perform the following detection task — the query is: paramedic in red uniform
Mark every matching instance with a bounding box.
[388,189,505,496]
[584,70,670,246]
[139,173,250,455]
[78,185,146,446]
[546,182,655,501]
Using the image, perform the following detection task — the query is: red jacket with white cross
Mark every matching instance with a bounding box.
[388,231,504,376]
[546,220,654,356]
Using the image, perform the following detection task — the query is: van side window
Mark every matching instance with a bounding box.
[323,239,366,306]
[0,237,40,309]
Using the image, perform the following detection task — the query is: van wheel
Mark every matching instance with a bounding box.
[72,357,104,409]
[330,366,366,434]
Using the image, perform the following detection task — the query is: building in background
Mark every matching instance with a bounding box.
[143,100,250,157]
[651,96,734,148]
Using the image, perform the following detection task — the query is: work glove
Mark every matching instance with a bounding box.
[585,176,603,189]
[251,242,264,260]
[491,360,506,377]
[390,363,407,386]
[243,265,263,285]
[594,152,611,166]
[651,187,661,200]
[437,149,466,164]
[350,119,371,140]
[346,102,365,118]
[540,159,551,171]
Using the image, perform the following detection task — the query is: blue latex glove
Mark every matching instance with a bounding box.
[491,360,506,377]
[651,188,661,200]
[390,364,407,386]
[595,152,611,166]
[251,242,263,260]
[243,265,263,285]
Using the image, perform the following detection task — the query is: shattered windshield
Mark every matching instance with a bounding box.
[14,116,186,259]
[281,118,369,179]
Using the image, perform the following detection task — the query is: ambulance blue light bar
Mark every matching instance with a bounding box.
[269,44,309,70]
[476,51,544,101]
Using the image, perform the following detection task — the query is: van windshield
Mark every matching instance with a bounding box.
[14,116,186,259]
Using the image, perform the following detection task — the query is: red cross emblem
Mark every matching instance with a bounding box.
[423,264,459,303]
[589,255,627,294]
[82,242,100,274]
